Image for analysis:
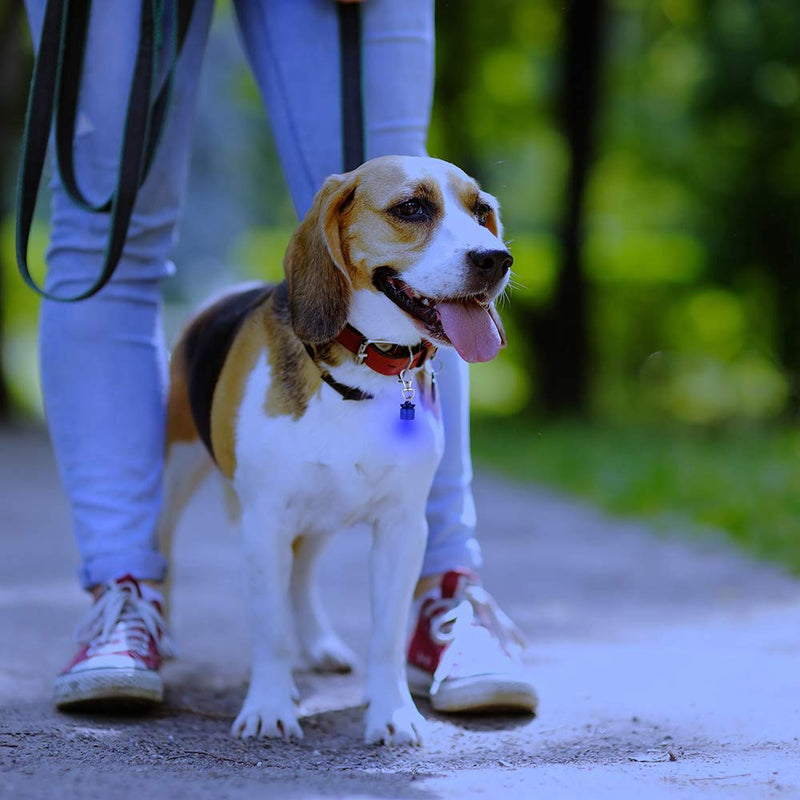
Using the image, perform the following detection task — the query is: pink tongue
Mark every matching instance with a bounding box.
[438,300,502,363]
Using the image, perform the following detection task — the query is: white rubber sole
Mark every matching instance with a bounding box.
[53,667,163,710]
[407,664,538,714]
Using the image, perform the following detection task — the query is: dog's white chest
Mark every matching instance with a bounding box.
[233,355,444,534]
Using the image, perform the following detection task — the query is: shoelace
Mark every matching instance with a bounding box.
[426,584,527,696]
[74,582,175,659]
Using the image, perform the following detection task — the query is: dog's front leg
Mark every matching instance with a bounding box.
[231,504,302,740]
[364,510,428,746]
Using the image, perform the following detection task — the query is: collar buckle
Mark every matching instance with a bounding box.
[356,339,369,365]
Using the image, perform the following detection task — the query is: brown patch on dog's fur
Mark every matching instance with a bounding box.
[305,340,349,370]
[170,286,272,473]
[447,171,480,210]
[285,175,357,344]
[484,211,499,238]
[261,284,325,419]
[446,171,501,238]
[343,161,444,283]
[207,285,333,478]
[365,177,443,249]
[166,345,198,449]
[210,313,265,479]
[168,282,350,480]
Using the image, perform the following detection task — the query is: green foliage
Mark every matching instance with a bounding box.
[232,226,293,283]
[4,0,800,434]
[470,350,532,416]
[431,0,800,424]
[472,416,800,573]
[1,217,45,415]
[1,216,43,330]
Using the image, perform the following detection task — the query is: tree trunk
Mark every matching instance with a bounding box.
[763,217,800,418]
[530,0,607,415]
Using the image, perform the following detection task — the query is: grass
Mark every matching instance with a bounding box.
[471,417,800,574]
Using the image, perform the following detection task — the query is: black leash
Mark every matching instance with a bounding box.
[17,1,354,301]
[337,3,365,172]
[307,4,368,404]
[16,0,193,302]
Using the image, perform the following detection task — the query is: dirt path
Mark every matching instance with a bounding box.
[2,426,799,799]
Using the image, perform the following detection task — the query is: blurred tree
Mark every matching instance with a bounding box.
[529,0,608,414]
[691,0,800,416]
[434,1,491,183]
[0,0,31,420]
[5,0,797,426]
[434,0,607,416]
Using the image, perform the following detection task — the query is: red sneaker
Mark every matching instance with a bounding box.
[53,575,174,709]
[407,570,537,713]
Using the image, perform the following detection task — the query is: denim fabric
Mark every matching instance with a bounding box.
[23,0,480,588]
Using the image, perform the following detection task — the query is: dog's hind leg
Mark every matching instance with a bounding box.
[156,439,214,618]
[157,337,216,617]
[291,534,357,673]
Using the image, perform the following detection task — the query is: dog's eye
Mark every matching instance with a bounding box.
[475,203,491,226]
[391,199,427,220]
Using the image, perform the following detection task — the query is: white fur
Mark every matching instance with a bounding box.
[229,347,442,744]
[348,289,422,347]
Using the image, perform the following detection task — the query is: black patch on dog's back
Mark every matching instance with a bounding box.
[183,285,273,460]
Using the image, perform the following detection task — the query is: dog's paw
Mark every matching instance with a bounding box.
[364,702,427,747]
[231,695,303,741]
[302,634,358,674]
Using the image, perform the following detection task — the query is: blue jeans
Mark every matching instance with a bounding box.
[24,0,482,589]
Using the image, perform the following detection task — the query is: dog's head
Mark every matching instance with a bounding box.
[284,155,511,363]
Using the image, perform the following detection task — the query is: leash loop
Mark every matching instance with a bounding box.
[16,0,194,302]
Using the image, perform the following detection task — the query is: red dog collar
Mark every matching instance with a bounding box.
[335,324,437,376]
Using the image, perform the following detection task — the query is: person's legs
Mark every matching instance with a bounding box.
[419,353,483,575]
[231,0,341,219]
[41,282,168,589]
[23,0,215,706]
[25,0,214,590]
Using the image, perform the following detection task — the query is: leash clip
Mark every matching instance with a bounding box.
[398,357,416,421]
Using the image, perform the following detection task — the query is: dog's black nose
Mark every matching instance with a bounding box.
[468,249,513,282]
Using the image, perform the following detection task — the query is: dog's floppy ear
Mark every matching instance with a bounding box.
[284,172,357,344]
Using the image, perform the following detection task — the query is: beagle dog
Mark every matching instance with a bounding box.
[158,155,512,746]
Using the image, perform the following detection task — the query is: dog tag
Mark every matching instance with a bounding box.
[400,401,416,421]
[398,368,416,421]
